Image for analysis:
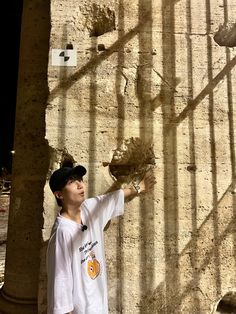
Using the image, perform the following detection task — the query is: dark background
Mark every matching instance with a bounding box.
[1,1,23,176]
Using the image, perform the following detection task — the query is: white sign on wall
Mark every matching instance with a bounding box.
[51,49,77,66]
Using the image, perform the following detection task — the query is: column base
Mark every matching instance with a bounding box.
[0,287,38,314]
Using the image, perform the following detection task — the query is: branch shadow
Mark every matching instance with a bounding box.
[173,56,236,126]
[48,13,152,103]
[139,179,236,313]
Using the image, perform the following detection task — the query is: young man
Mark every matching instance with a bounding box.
[47,165,156,314]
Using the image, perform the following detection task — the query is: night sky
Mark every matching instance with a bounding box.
[1,2,23,175]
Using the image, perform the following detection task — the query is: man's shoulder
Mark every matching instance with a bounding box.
[51,216,76,237]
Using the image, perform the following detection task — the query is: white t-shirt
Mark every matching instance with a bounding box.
[47,189,124,314]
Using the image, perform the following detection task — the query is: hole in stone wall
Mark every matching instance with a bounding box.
[214,291,236,314]
[86,4,116,37]
[213,23,236,47]
[187,165,197,172]
[107,137,156,185]
[60,149,76,168]
[66,43,73,49]
[97,43,106,51]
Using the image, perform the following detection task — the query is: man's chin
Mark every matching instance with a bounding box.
[80,195,85,202]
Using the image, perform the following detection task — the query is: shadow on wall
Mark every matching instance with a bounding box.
[45,0,236,313]
[139,0,236,312]
[47,10,152,103]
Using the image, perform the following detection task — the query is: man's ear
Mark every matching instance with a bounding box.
[54,191,63,200]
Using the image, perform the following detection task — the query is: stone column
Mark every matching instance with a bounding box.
[0,0,50,313]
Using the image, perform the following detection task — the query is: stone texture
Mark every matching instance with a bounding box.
[0,0,235,313]
[44,0,236,313]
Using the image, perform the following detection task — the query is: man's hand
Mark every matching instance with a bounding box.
[123,170,156,199]
[136,170,156,194]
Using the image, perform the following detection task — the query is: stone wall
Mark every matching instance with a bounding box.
[44,0,236,313]
[0,0,235,313]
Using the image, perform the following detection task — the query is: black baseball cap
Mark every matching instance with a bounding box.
[49,165,87,193]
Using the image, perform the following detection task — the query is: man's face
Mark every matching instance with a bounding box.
[59,177,86,206]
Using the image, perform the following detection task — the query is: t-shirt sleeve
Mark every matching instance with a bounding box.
[95,189,125,229]
[47,227,74,314]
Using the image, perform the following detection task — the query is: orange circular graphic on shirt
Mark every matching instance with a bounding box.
[87,251,100,280]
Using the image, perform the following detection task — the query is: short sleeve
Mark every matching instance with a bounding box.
[84,189,124,229]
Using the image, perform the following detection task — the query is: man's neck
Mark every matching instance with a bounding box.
[60,206,82,224]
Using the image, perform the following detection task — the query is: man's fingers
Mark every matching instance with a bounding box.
[144,173,156,182]
[144,175,156,191]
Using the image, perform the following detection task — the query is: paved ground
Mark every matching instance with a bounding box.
[0,193,9,288]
